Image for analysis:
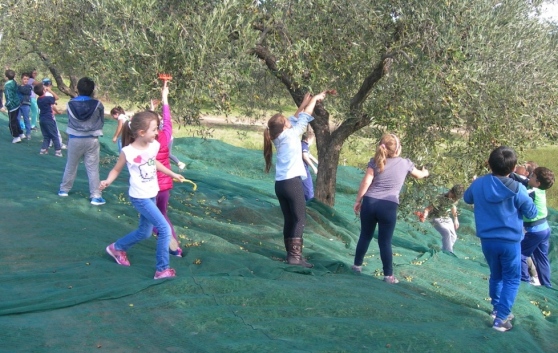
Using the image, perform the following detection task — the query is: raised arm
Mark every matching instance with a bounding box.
[303,91,327,115]
[161,83,172,139]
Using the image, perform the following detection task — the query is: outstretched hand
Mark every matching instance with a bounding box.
[99,180,110,190]
[173,174,186,183]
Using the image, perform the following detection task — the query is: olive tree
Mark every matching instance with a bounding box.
[241,0,558,206]
[2,0,557,208]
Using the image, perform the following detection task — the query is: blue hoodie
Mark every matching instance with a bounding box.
[464,174,537,242]
[66,96,104,137]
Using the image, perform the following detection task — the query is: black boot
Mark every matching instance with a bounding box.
[285,238,313,268]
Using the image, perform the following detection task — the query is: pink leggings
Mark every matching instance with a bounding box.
[153,189,178,241]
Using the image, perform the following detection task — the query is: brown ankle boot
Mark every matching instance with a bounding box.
[285,238,313,268]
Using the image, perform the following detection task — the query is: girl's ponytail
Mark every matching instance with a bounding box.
[374,134,400,173]
[121,120,134,148]
[264,128,273,173]
[263,113,287,173]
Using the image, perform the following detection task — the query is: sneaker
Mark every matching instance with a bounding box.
[26,135,31,140]
[19,133,26,139]
[90,197,106,205]
[177,161,186,170]
[490,311,514,320]
[351,265,362,273]
[106,243,130,266]
[40,149,49,155]
[58,190,69,197]
[493,318,513,332]
[169,247,183,257]
[383,275,399,284]
[61,144,67,150]
[530,277,541,286]
[154,268,176,279]
[55,150,63,157]
[12,137,21,143]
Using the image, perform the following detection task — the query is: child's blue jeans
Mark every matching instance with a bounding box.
[481,239,521,320]
[19,104,31,136]
[115,196,171,272]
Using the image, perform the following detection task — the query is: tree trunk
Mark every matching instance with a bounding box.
[314,134,342,205]
[37,52,77,97]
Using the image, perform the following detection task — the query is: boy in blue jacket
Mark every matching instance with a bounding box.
[464,146,537,332]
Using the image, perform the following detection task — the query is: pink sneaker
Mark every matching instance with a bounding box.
[154,268,176,280]
[106,243,130,266]
[383,275,399,284]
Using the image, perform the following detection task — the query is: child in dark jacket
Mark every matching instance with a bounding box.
[18,73,33,139]
[4,69,24,143]
[463,146,537,332]
[34,83,62,156]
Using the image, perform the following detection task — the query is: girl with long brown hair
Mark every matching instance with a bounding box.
[263,91,327,268]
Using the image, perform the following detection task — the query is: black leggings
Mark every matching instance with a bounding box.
[275,177,306,239]
[354,197,398,276]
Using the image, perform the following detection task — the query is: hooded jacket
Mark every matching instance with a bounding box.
[463,174,537,242]
[66,96,104,137]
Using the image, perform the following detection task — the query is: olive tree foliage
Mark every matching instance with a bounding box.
[2,0,557,209]
[237,0,558,208]
[0,0,254,117]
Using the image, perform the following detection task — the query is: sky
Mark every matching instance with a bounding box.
[540,2,558,21]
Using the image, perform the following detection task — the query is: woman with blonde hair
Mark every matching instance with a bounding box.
[352,133,429,283]
[263,91,327,268]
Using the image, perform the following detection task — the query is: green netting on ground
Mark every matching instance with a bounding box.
[0,112,557,353]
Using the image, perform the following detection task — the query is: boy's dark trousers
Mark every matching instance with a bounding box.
[39,119,61,150]
[8,107,23,137]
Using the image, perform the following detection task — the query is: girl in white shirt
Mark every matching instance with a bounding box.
[100,111,185,279]
[263,91,327,268]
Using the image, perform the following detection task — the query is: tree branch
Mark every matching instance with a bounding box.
[37,52,77,97]
[349,53,393,112]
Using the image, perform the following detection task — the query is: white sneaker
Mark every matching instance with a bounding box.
[178,162,186,170]
[12,137,21,143]
[19,133,26,139]
[61,144,67,150]
[530,277,541,286]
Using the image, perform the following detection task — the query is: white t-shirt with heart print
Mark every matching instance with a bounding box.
[122,140,160,198]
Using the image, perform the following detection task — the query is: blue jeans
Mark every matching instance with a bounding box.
[114,197,171,271]
[481,239,521,320]
[19,104,31,136]
[354,197,398,276]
